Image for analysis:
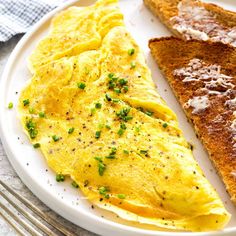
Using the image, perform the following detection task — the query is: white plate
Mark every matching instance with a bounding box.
[0,0,236,235]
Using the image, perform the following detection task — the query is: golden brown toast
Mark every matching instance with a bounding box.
[144,0,236,47]
[149,37,236,205]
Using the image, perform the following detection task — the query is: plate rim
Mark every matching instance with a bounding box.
[0,0,235,235]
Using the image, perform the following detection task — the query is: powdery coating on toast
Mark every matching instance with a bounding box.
[149,37,236,205]
[144,0,236,46]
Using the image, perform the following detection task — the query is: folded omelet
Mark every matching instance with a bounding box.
[19,0,230,232]
[28,0,124,73]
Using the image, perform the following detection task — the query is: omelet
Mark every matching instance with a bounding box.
[19,0,230,232]
[28,0,124,73]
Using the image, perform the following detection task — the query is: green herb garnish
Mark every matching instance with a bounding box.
[106,147,117,159]
[33,143,40,149]
[105,155,115,159]
[162,123,168,128]
[117,194,126,199]
[107,73,128,94]
[123,86,129,93]
[105,93,112,102]
[29,107,34,114]
[123,150,129,154]
[130,62,136,69]
[128,48,135,56]
[94,156,102,162]
[112,98,120,103]
[38,112,45,118]
[120,123,127,130]
[98,162,106,176]
[95,131,101,139]
[118,78,128,86]
[71,181,79,188]
[108,73,115,79]
[77,82,86,89]
[26,119,38,139]
[117,129,124,136]
[116,107,133,122]
[114,88,121,94]
[52,135,60,142]
[68,127,75,134]
[95,103,102,109]
[23,99,30,106]
[8,102,13,109]
[140,150,148,155]
[105,124,111,129]
[99,186,110,199]
[56,174,65,182]
[90,108,96,115]
[145,111,153,117]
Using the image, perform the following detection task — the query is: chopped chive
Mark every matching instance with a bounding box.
[137,107,144,112]
[105,124,111,129]
[162,123,168,128]
[145,111,153,116]
[120,123,127,130]
[140,150,148,155]
[116,107,132,122]
[23,99,30,106]
[118,78,128,86]
[94,156,102,162]
[99,186,108,194]
[110,147,117,155]
[95,131,101,139]
[123,150,129,154]
[106,147,117,159]
[95,103,102,109]
[130,62,136,69]
[68,127,75,134]
[26,119,38,139]
[56,174,65,182]
[117,128,124,136]
[33,143,40,149]
[98,162,106,176]
[29,130,38,139]
[38,112,45,118]
[105,93,112,102]
[124,115,133,121]
[114,88,121,94]
[128,48,135,56]
[8,102,13,109]
[135,126,140,133]
[52,135,60,142]
[108,73,114,79]
[105,155,115,159]
[26,119,35,130]
[99,186,109,198]
[112,98,120,103]
[123,86,129,93]
[77,82,86,89]
[71,181,79,188]
[117,194,126,199]
[108,81,116,89]
[91,108,96,115]
[29,107,34,114]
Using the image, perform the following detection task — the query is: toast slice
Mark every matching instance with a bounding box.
[149,37,236,205]
[144,0,236,47]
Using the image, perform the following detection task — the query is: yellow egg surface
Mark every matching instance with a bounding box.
[19,0,230,232]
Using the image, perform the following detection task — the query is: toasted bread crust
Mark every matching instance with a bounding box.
[149,37,236,205]
[144,0,182,38]
[144,0,236,41]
